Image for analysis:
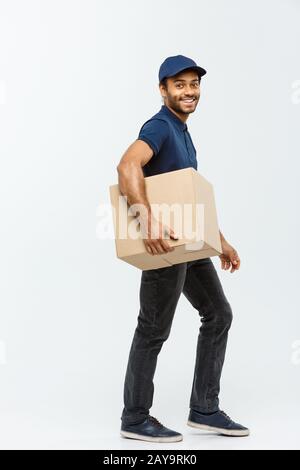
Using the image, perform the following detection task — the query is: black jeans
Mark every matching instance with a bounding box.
[121,257,233,425]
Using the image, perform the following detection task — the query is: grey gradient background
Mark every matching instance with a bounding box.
[0,0,299,450]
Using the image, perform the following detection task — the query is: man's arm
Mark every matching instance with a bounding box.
[219,229,226,243]
[117,140,152,213]
[116,140,177,255]
[218,229,241,273]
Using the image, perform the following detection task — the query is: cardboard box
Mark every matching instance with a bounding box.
[109,167,222,270]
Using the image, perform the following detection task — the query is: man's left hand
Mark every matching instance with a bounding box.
[219,240,240,273]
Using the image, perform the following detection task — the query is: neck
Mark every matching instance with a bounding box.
[164,103,188,123]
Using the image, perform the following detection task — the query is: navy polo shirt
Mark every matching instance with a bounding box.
[137,104,198,177]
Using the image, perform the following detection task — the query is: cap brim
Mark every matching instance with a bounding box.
[193,65,207,77]
[167,65,207,80]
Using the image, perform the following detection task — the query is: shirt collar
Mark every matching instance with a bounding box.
[160,105,188,131]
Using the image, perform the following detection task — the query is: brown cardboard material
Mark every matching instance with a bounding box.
[109,168,222,270]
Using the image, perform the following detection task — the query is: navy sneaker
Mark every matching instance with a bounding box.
[120,415,183,443]
[187,409,250,437]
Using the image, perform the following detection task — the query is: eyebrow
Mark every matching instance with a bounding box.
[173,78,200,83]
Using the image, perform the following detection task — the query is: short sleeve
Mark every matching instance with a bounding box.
[137,119,169,156]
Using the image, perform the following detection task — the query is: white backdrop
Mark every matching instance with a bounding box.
[0,0,299,450]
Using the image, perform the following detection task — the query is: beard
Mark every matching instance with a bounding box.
[165,94,199,115]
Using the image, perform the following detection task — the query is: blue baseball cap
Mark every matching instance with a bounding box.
[159,55,206,83]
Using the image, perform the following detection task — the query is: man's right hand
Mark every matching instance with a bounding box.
[139,214,178,256]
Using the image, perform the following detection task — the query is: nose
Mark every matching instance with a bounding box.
[183,85,199,96]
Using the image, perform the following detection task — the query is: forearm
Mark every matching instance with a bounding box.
[117,162,152,217]
[219,229,227,243]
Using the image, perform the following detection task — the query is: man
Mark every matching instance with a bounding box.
[117,55,249,442]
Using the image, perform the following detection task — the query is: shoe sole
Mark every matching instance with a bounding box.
[120,430,183,443]
[187,420,250,437]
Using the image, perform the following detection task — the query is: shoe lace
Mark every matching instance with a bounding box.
[148,416,164,428]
